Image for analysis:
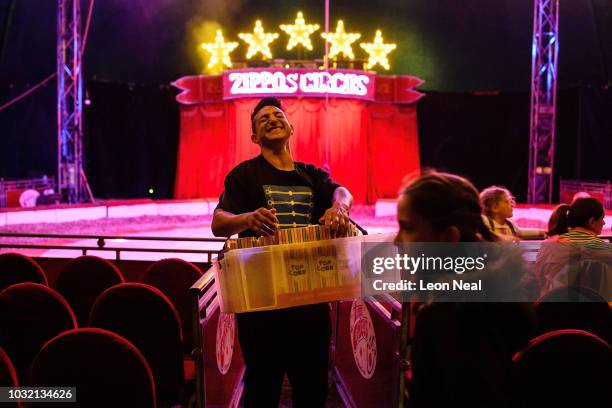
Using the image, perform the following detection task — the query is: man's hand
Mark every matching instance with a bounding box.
[319,202,351,237]
[245,207,279,236]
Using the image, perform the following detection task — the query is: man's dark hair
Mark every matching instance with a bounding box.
[251,97,284,133]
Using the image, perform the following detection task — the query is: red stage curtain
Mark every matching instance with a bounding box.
[174,103,232,199]
[367,103,420,201]
[175,98,419,204]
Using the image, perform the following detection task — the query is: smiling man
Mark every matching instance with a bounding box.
[212,97,352,407]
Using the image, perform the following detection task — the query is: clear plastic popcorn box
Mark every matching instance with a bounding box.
[212,234,376,313]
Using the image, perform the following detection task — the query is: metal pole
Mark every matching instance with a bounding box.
[324,0,331,173]
[528,0,559,204]
[57,0,86,203]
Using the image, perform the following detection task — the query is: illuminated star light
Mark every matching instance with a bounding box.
[200,30,239,71]
[280,11,320,51]
[360,30,397,70]
[238,20,279,60]
[321,20,361,60]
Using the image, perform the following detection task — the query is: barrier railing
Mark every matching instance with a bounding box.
[0,232,225,262]
[332,294,411,408]
[190,266,245,408]
[0,232,226,242]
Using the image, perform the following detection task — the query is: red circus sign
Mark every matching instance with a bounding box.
[222,68,375,100]
[173,69,424,105]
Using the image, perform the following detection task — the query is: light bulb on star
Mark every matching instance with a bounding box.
[321,20,361,60]
[200,29,239,72]
[280,11,320,51]
[360,30,396,70]
[238,20,279,60]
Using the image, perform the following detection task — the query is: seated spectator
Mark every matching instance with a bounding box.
[536,197,612,296]
[546,197,607,244]
[546,192,593,238]
[397,172,536,408]
[480,186,519,238]
[480,186,544,240]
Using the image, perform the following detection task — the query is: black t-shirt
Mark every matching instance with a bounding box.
[216,155,341,238]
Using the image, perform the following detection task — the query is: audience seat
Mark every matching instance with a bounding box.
[0,347,20,408]
[142,258,203,354]
[90,283,185,406]
[535,285,612,344]
[29,328,156,408]
[511,329,612,407]
[408,302,536,408]
[0,283,77,383]
[0,253,48,292]
[56,255,125,327]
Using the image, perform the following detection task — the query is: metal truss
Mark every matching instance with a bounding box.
[528,0,560,204]
[57,0,90,203]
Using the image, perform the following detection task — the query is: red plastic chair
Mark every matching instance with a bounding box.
[142,258,203,354]
[0,283,77,383]
[511,329,612,407]
[0,253,47,292]
[56,255,125,327]
[30,328,156,408]
[90,283,185,406]
[0,347,20,407]
[535,285,612,344]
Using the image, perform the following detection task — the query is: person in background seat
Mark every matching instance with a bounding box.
[480,186,543,240]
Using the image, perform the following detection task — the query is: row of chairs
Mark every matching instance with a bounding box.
[3,252,610,407]
[1,326,157,408]
[0,252,202,353]
[405,285,612,407]
[0,253,207,407]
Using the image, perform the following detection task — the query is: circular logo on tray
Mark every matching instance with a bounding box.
[216,312,235,375]
[350,299,377,379]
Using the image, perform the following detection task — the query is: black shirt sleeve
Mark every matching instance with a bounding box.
[216,170,248,215]
[312,166,341,204]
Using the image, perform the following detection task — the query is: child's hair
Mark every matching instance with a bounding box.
[479,186,513,217]
[400,171,497,242]
[547,197,604,236]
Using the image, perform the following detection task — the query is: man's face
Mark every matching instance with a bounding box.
[251,105,293,145]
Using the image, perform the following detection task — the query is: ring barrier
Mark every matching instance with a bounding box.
[190,269,245,408]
